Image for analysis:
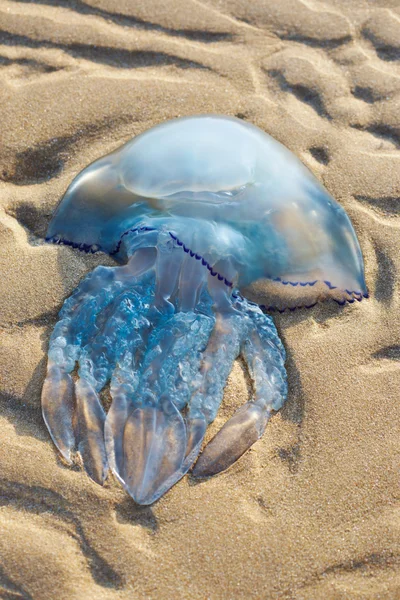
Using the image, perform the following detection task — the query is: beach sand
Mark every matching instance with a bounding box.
[0,0,399,598]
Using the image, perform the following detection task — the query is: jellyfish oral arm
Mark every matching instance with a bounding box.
[42,229,287,504]
[191,302,287,478]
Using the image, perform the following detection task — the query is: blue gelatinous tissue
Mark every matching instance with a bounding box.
[42,115,367,504]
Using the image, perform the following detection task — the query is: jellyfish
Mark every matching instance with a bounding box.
[42,115,367,504]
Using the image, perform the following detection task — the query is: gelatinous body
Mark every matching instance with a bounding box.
[43,115,367,504]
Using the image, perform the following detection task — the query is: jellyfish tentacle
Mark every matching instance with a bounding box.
[78,286,149,391]
[242,303,287,412]
[49,266,118,372]
[42,250,155,471]
[106,356,141,482]
[182,308,248,478]
[41,362,75,463]
[42,265,120,463]
[192,301,287,477]
[104,302,151,483]
[73,286,150,483]
[188,311,246,423]
[74,378,108,484]
[114,304,215,505]
[121,396,187,506]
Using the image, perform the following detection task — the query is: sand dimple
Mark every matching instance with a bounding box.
[0,0,399,598]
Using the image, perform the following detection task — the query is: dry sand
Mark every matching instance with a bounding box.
[0,0,400,598]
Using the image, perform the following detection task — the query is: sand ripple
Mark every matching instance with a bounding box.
[0,0,399,598]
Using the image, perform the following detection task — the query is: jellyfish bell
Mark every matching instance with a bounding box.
[42,115,367,504]
[47,114,367,304]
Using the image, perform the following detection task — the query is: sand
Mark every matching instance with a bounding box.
[0,0,399,598]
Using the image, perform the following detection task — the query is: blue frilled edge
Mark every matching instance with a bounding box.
[46,227,369,313]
